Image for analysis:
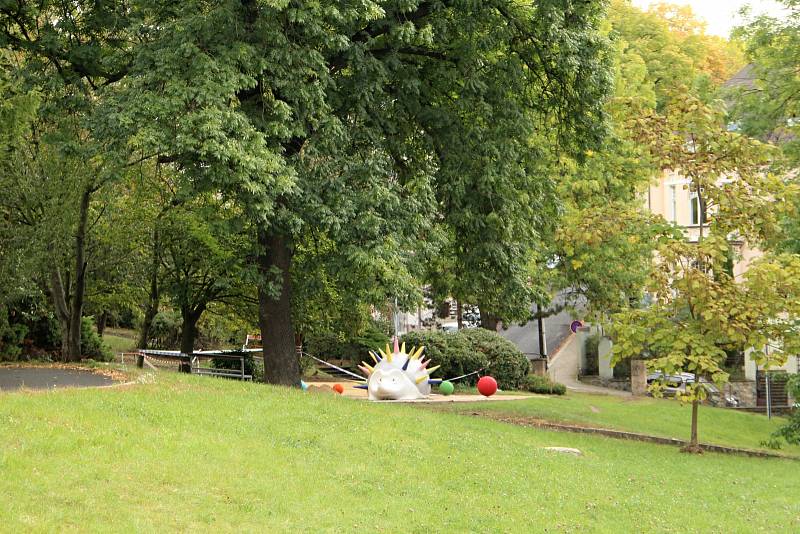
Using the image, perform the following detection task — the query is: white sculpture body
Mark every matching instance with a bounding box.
[359,339,440,401]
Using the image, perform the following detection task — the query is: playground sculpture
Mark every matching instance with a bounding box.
[355,338,441,401]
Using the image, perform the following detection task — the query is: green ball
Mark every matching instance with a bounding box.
[439,381,455,396]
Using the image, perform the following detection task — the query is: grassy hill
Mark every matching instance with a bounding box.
[1,371,798,532]
[439,391,800,456]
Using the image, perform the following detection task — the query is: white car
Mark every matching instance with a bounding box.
[646,371,739,407]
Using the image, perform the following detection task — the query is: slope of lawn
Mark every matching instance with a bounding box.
[439,391,800,456]
[101,328,138,354]
[1,371,799,532]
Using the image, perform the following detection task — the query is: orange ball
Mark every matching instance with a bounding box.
[333,383,344,394]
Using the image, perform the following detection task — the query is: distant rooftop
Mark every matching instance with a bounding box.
[723,63,756,90]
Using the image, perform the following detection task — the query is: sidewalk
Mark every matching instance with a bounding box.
[547,334,630,397]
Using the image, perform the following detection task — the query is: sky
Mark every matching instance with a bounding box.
[631,0,789,38]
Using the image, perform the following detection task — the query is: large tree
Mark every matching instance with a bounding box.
[1,1,612,383]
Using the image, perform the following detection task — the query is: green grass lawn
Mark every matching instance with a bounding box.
[101,328,137,354]
[102,334,136,354]
[1,371,799,532]
[437,391,800,456]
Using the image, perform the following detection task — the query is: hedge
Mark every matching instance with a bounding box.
[521,374,567,395]
[401,329,530,390]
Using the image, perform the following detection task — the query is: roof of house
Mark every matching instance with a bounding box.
[723,63,756,90]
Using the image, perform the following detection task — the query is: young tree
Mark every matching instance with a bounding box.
[610,92,800,452]
[159,199,249,358]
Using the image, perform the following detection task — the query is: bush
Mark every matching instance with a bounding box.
[0,306,27,361]
[148,311,182,349]
[304,321,390,364]
[401,330,487,384]
[212,353,263,381]
[458,329,530,389]
[521,374,566,395]
[401,328,530,390]
[80,317,113,361]
[583,333,600,375]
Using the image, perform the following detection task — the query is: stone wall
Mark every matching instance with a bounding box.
[579,375,631,392]
[724,380,756,408]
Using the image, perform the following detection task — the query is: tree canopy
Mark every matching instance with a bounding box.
[0,1,613,382]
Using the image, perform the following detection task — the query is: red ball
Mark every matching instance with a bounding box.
[332,384,344,394]
[477,376,498,397]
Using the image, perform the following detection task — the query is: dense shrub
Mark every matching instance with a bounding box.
[212,353,263,381]
[304,321,390,364]
[80,317,113,361]
[458,329,530,389]
[148,311,182,349]
[401,329,530,390]
[583,333,600,375]
[401,330,487,384]
[766,375,800,449]
[521,374,567,395]
[0,307,27,361]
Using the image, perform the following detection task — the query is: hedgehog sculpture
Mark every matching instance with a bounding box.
[354,338,441,400]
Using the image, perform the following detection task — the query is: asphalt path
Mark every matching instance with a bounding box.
[0,367,115,391]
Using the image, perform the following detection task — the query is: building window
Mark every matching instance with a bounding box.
[690,191,706,225]
[669,184,677,222]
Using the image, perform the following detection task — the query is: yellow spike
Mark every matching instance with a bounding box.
[387,351,393,362]
[369,351,379,364]
[401,342,406,354]
[361,361,374,373]
[426,365,441,375]
[378,348,387,360]
[412,346,425,359]
[385,343,392,357]
[415,374,430,384]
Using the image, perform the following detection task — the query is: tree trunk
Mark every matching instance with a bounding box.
[138,228,161,350]
[67,189,91,360]
[479,309,499,331]
[178,306,203,373]
[48,188,91,362]
[96,310,108,338]
[49,269,72,359]
[456,300,463,330]
[682,399,702,453]
[257,229,300,386]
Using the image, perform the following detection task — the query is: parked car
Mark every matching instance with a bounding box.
[647,371,739,407]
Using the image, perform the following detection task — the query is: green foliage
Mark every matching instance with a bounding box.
[458,329,530,389]
[730,1,800,166]
[79,317,112,362]
[610,91,800,448]
[147,311,183,350]
[583,334,601,375]
[551,1,742,319]
[401,329,529,389]
[609,1,744,107]
[0,0,614,378]
[400,330,485,384]
[0,306,26,361]
[520,374,566,395]
[305,321,390,364]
